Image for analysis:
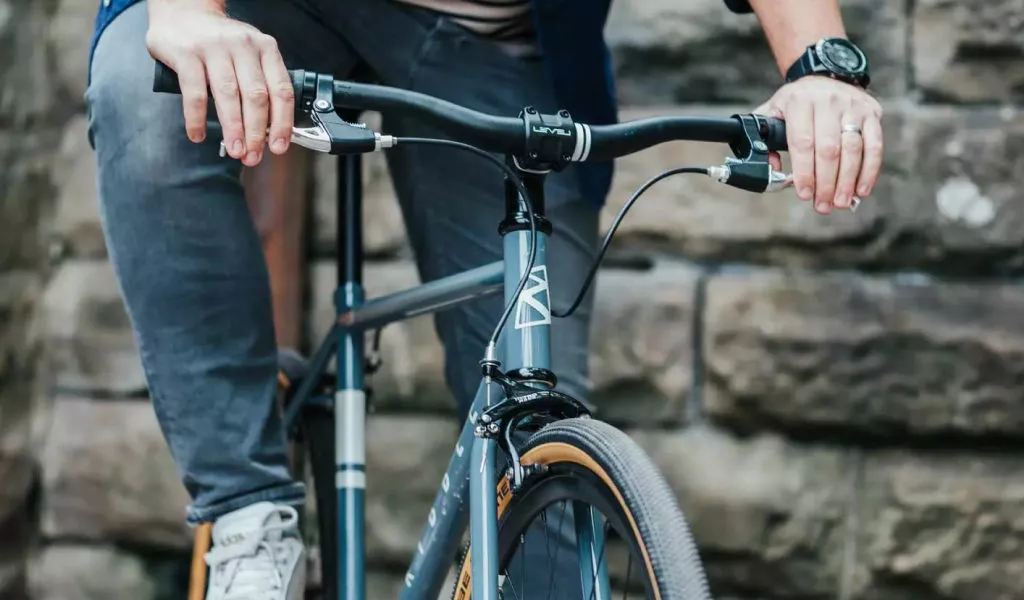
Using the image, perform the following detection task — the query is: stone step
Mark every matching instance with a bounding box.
[703,267,1024,439]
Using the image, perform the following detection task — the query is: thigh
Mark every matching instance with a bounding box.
[84,0,359,411]
[364,10,600,416]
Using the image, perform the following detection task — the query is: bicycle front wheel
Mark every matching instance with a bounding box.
[453,417,712,600]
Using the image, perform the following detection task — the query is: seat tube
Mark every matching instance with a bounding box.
[335,153,366,600]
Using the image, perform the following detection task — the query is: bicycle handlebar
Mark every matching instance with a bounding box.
[152,61,788,164]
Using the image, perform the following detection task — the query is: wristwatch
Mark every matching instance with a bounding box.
[785,37,870,88]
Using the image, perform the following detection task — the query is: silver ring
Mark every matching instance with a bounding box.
[841,123,862,135]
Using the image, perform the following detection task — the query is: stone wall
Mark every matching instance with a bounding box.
[9,0,1024,599]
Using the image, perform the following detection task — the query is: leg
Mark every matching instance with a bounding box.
[320,0,598,414]
[321,4,598,597]
[86,0,356,525]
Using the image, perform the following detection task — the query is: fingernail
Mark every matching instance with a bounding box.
[798,187,812,201]
[232,140,244,155]
[246,151,259,165]
[834,194,848,208]
[816,202,832,214]
[271,138,287,153]
[858,185,870,197]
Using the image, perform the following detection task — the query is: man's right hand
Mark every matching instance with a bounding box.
[145,0,294,165]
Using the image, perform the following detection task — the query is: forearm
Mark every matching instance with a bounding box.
[747,0,847,75]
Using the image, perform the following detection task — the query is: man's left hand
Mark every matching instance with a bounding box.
[756,76,884,214]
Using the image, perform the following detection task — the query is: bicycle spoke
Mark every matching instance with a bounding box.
[544,501,569,600]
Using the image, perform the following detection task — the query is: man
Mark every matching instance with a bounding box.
[85,0,883,598]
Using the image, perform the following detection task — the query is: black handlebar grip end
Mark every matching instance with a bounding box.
[764,117,788,152]
[153,61,182,95]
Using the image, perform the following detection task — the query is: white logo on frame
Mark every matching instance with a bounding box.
[515,266,552,329]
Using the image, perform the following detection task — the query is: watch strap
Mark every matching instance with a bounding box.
[784,42,870,88]
[785,47,824,83]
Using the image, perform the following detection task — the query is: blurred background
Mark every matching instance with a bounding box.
[3,0,1024,598]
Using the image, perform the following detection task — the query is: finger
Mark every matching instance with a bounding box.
[768,150,782,172]
[231,39,270,166]
[813,101,842,214]
[258,35,294,156]
[786,99,815,202]
[834,115,865,209]
[205,49,246,160]
[856,114,884,198]
[174,55,209,143]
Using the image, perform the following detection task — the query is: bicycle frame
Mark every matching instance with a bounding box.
[282,152,612,600]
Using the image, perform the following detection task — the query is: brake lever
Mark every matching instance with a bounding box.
[706,113,792,194]
[216,123,396,157]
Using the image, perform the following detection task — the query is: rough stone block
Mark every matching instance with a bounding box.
[630,424,852,599]
[52,116,105,259]
[913,0,1024,103]
[856,450,1024,599]
[703,268,1024,439]
[40,260,146,394]
[890,105,1024,275]
[48,0,96,104]
[310,112,408,259]
[605,0,908,105]
[605,104,1024,276]
[364,414,459,564]
[40,396,192,549]
[0,271,43,525]
[0,0,60,125]
[589,261,698,425]
[0,129,60,272]
[29,545,158,600]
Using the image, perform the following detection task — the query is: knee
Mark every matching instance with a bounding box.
[86,6,212,184]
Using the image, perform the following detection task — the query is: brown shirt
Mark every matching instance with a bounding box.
[396,0,536,55]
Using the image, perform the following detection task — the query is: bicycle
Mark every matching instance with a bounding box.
[153,63,791,600]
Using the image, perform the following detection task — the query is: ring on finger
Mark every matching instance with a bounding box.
[842,123,862,135]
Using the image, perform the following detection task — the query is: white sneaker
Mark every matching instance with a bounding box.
[204,502,306,600]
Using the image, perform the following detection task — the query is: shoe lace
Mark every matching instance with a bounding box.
[205,506,300,600]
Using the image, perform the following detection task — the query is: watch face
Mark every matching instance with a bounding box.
[817,38,867,74]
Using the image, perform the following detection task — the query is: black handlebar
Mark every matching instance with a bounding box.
[152,61,788,161]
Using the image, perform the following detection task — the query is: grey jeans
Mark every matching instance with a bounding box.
[86,0,597,526]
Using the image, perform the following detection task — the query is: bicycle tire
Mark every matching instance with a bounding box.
[452,417,712,600]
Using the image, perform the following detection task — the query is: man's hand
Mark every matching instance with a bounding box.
[755,76,883,214]
[145,0,294,166]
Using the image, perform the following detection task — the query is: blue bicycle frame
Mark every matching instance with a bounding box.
[282,152,612,600]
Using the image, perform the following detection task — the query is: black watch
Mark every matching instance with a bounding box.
[785,37,870,88]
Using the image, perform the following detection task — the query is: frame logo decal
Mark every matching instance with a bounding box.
[514,265,552,329]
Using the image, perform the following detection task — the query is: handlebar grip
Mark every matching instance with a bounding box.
[763,117,788,152]
[153,61,182,94]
